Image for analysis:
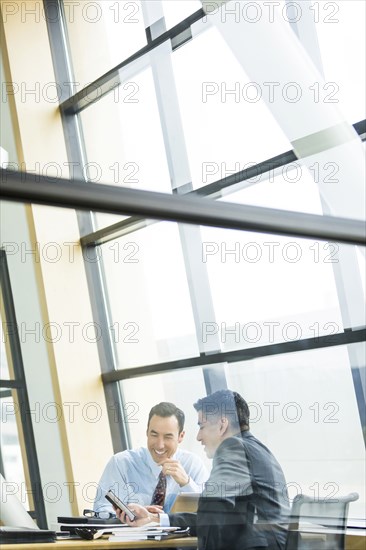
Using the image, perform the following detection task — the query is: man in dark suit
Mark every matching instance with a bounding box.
[119,390,289,550]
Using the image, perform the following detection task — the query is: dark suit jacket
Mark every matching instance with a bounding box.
[169,431,289,550]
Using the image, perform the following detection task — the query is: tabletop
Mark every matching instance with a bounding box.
[0,536,198,549]
[1,528,365,549]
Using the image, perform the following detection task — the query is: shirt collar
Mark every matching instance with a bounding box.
[143,447,179,477]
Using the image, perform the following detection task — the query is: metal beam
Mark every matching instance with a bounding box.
[102,328,366,383]
[80,120,366,247]
[81,217,155,247]
[59,9,205,114]
[1,169,365,245]
[0,379,22,389]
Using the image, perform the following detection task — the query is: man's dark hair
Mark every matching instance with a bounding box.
[147,402,185,433]
[194,390,250,431]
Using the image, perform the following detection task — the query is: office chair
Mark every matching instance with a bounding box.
[284,492,359,550]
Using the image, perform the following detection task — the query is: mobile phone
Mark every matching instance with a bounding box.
[105,490,136,522]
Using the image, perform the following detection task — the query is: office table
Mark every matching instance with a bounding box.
[1,529,365,549]
[0,537,198,549]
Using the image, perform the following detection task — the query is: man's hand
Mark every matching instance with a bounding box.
[115,503,160,527]
[146,505,163,514]
[161,458,190,487]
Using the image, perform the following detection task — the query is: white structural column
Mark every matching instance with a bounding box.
[140,2,226,387]
[285,0,324,75]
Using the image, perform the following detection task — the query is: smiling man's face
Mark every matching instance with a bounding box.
[147,414,185,464]
[196,410,223,459]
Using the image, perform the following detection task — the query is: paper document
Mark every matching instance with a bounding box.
[108,523,189,542]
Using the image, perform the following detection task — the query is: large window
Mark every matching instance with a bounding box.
[0,251,47,527]
[226,342,365,501]
[41,0,366,520]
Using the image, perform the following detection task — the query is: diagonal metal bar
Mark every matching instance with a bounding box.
[81,217,155,246]
[59,9,205,114]
[1,168,365,245]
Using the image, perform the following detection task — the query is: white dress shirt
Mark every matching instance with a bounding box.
[94,446,208,513]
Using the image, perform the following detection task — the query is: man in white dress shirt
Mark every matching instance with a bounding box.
[94,402,208,513]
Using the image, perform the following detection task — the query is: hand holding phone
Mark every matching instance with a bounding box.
[105,490,136,522]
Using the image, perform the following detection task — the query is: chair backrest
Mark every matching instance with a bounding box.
[285,492,359,550]
[170,492,200,513]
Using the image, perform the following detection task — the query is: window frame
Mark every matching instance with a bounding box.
[0,249,47,528]
[40,0,366,454]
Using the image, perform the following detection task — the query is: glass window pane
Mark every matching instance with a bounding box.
[0,314,11,380]
[92,213,130,232]
[81,67,171,194]
[101,221,199,369]
[200,226,348,351]
[172,26,292,190]
[162,0,202,30]
[121,367,208,468]
[220,161,324,215]
[0,393,30,509]
[357,247,366,297]
[316,0,366,124]
[101,220,363,361]
[64,0,146,87]
[225,342,365,519]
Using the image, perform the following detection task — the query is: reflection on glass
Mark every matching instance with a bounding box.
[356,248,366,297]
[220,161,324,215]
[162,0,202,30]
[171,26,292,189]
[0,394,29,509]
[0,315,11,380]
[316,0,366,124]
[121,367,208,467]
[81,67,171,195]
[200,226,345,352]
[92,212,130,232]
[101,221,199,369]
[225,342,365,518]
[64,0,146,87]
[100,216,364,361]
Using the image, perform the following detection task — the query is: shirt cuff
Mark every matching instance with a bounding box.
[159,513,170,527]
[180,478,201,492]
